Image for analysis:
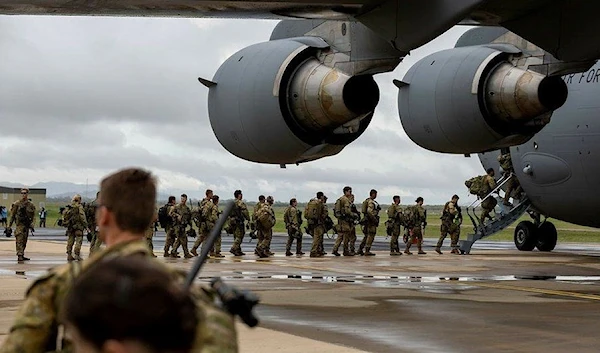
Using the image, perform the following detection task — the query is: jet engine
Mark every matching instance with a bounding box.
[204,37,379,164]
[397,45,568,154]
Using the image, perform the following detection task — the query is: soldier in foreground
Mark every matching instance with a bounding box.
[256,196,276,258]
[63,194,88,262]
[61,257,198,353]
[358,189,380,256]
[305,192,327,258]
[435,195,462,254]
[386,195,404,256]
[284,198,304,256]
[332,186,353,256]
[229,190,250,256]
[7,188,35,262]
[0,167,238,353]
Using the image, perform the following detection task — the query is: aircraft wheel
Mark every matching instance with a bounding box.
[514,221,537,251]
[536,222,558,252]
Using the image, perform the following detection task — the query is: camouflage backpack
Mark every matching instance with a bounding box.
[257,207,275,229]
[283,206,292,225]
[333,198,343,218]
[63,205,83,230]
[304,199,320,221]
[465,175,486,196]
[403,205,418,228]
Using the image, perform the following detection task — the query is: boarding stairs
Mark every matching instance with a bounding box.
[459,174,531,254]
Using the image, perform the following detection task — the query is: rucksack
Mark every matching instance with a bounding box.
[403,205,417,227]
[283,206,292,225]
[84,202,97,226]
[334,198,343,218]
[257,207,275,229]
[158,204,171,228]
[361,199,369,214]
[465,175,486,196]
[63,205,83,230]
[304,199,319,220]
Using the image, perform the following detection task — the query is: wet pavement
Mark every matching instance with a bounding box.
[1,232,600,352]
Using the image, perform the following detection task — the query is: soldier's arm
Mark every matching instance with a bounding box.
[241,205,250,221]
[0,272,63,353]
[366,202,377,221]
[342,200,352,218]
[8,204,16,227]
[78,206,88,229]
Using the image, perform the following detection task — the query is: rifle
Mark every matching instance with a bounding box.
[185,201,259,328]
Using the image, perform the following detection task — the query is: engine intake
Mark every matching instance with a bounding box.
[205,37,379,164]
[397,45,568,154]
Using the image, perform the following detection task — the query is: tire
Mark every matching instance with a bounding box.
[536,222,558,252]
[514,221,538,251]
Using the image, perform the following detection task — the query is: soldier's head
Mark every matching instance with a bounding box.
[393,195,400,204]
[316,191,324,201]
[61,256,198,353]
[168,196,176,205]
[487,167,495,177]
[370,189,377,200]
[415,197,424,206]
[72,194,82,204]
[290,198,297,207]
[258,195,265,203]
[20,188,29,201]
[96,168,157,246]
[205,189,213,199]
[343,186,352,197]
[266,196,274,205]
[212,195,220,205]
[234,190,243,200]
[452,194,459,203]
[180,194,188,204]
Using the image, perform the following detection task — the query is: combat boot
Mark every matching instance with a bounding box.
[17,255,25,262]
[268,251,275,255]
[364,248,375,256]
[296,251,305,255]
[170,252,181,258]
[356,249,364,256]
[332,250,341,256]
[417,248,427,255]
[67,254,75,262]
[285,250,293,256]
[184,253,193,259]
[191,248,198,256]
[404,244,412,255]
[390,251,402,256]
[451,249,460,255]
[163,251,170,257]
[343,251,354,256]
[214,253,225,258]
[435,248,442,254]
[74,254,83,261]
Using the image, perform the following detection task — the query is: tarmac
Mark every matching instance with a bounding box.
[1,229,600,352]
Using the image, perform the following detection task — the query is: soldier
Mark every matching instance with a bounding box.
[190,190,214,256]
[252,195,266,255]
[480,168,497,225]
[284,198,304,256]
[358,189,380,256]
[169,194,193,259]
[387,195,403,255]
[38,207,47,228]
[86,192,102,255]
[229,190,250,256]
[161,196,177,257]
[61,257,198,353]
[435,194,462,254]
[207,195,225,257]
[305,191,327,258]
[0,167,238,353]
[404,197,427,255]
[64,194,88,262]
[498,151,523,205]
[256,196,276,258]
[145,209,158,257]
[347,194,360,256]
[7,188,35,262]
[332,186,353,256]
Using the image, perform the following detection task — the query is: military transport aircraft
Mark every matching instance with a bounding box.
[2,1,599,253]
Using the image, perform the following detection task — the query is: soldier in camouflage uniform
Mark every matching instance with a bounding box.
[169,194,193,259]
[347,194,360,255]
[387,195,404,255]
[190,190,214,256]
[284,198,304,256]
[252,195,266,255]
[332,186,353,256]
[480,168,498,225]
[207,195,225,257]
[86,192,102,255]
[162,196,177,257]
[7,188,36,262]
[498,151,523,205]
[404,197,427,255]
[229,190,250,256]
[256,196,276,258]
[64,194,89,262]
[435,194,462,254]
[306,192,327,258]
[0,167,239,353]
[358,189,380,256]
[145,209,158,257]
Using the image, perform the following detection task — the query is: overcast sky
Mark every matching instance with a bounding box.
[0,16,484,204]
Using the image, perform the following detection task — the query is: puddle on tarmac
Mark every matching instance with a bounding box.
[0,269,46,278]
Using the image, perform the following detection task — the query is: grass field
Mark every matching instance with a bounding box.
[31,202,600,243]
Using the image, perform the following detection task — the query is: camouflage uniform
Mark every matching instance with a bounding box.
[387,203,403,255]
[207,202,223,257]
[8,199,35,260]
[498,153,523,205]
[65,202,88,262]
[436,200,461,254]
[252,201,265,255]
[332,195,353,256]
[307,199,327,257]
[0,239,239,353]
[404,205,427,255]
[480,174,497,224]
[284,206,303,256]
[85,199,102,255]
[191,198,211,256]
[170,203,193,258]
[348,198,360,254]
[162,205,175,257]
[256,203,276,257]
[358,198,380,256]
[229,199,250,256]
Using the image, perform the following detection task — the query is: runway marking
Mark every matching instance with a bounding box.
[465,282,600,301]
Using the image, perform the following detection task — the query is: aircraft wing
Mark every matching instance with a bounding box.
[0,0,598,61]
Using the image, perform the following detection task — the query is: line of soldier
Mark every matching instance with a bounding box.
[153,187,464,259]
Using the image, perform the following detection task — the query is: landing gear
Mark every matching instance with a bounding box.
[514,221,537,251]
[536,222,558,252]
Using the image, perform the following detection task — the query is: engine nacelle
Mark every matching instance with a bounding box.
[205,37,379,164]
[397,45,568,154]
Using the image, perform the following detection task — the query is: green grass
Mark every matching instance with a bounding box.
[34,203,600,243]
